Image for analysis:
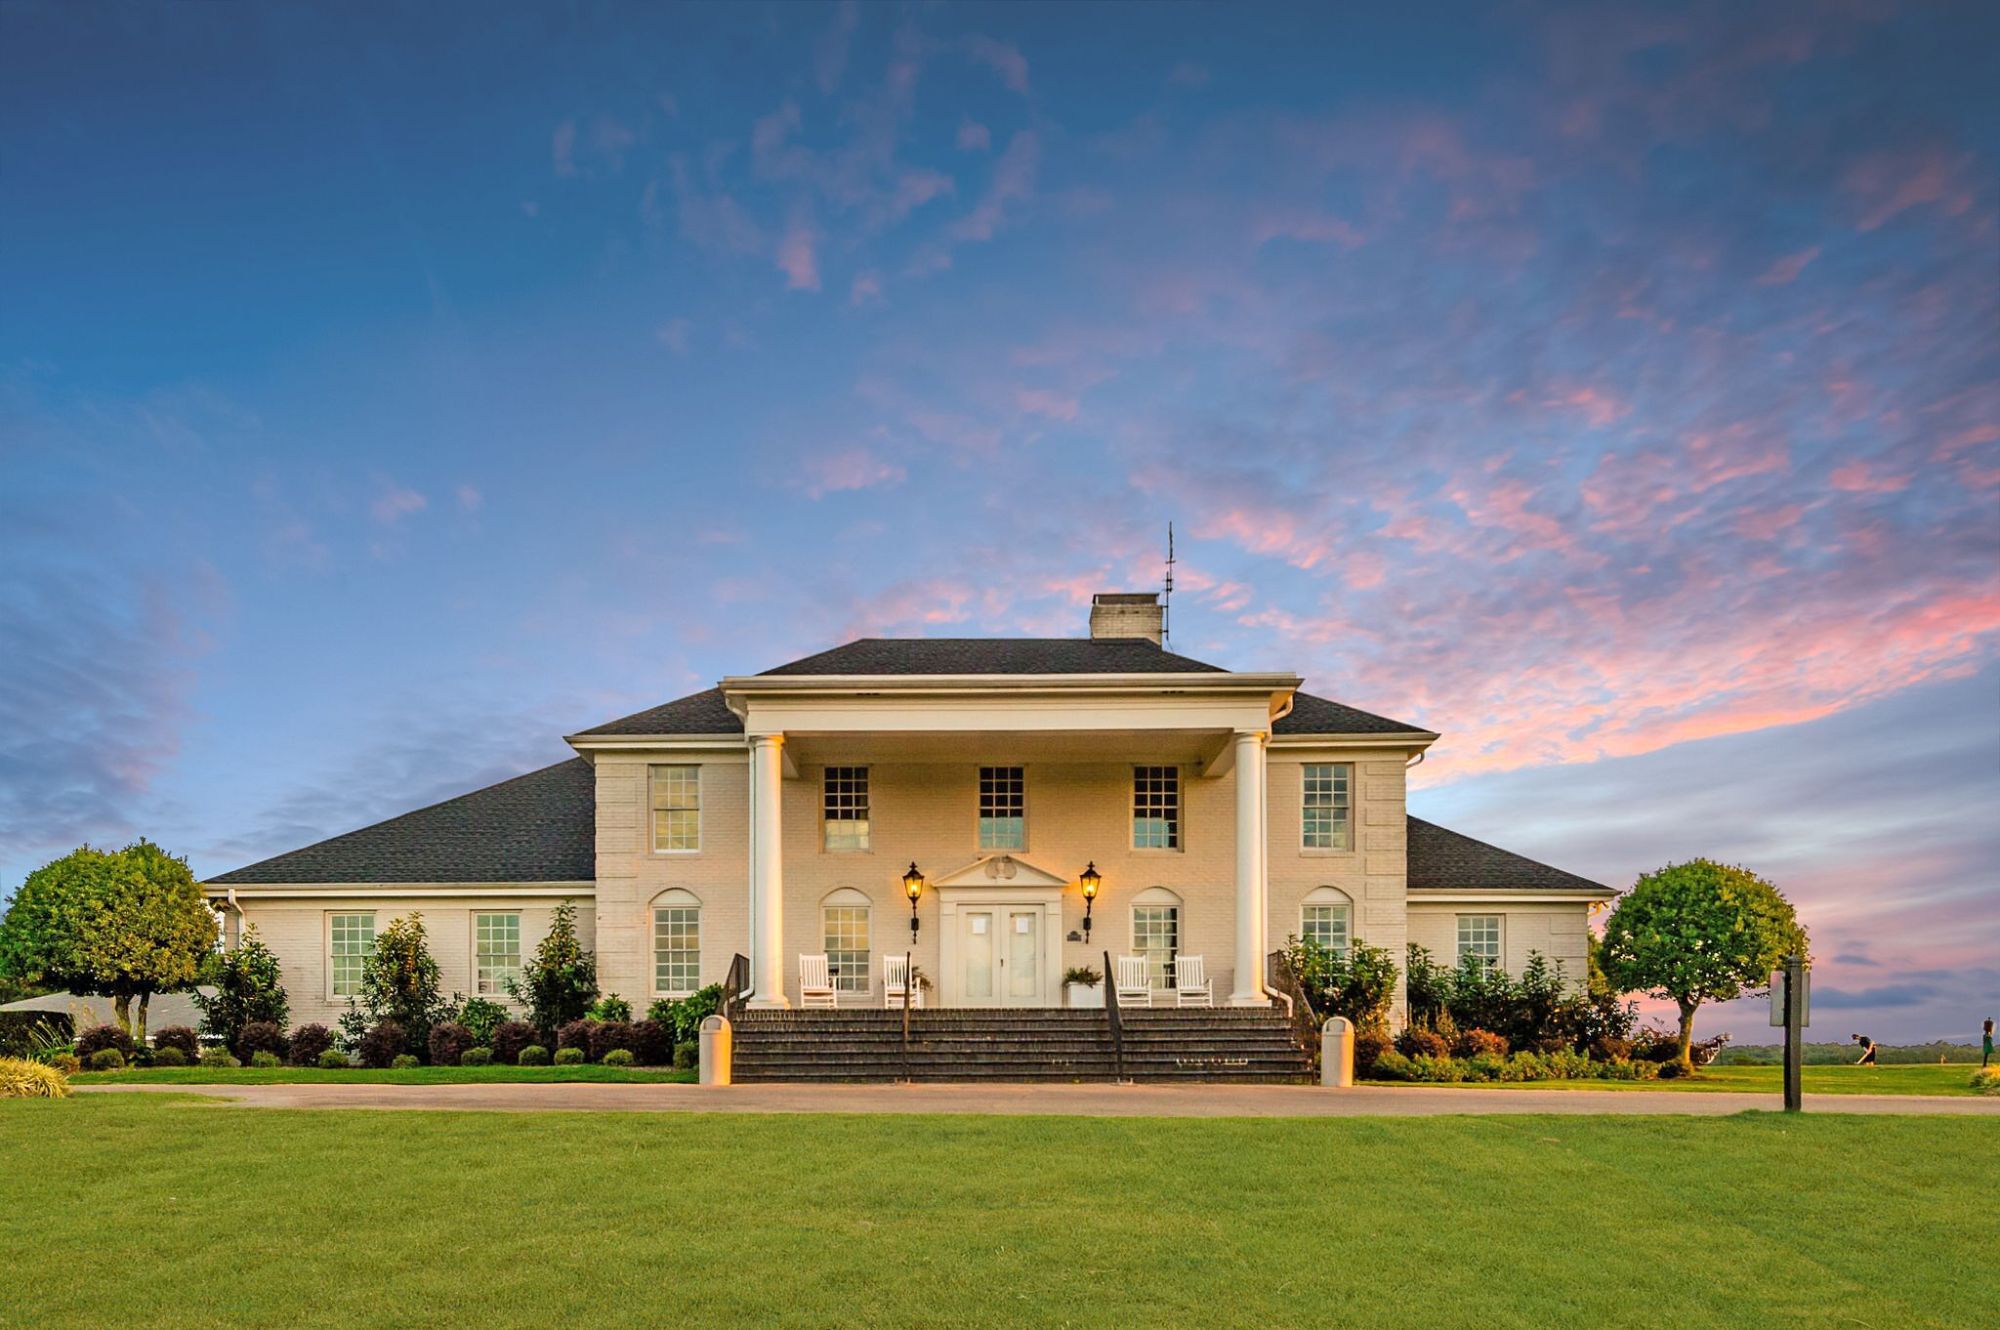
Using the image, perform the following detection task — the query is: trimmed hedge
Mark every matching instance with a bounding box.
[86,1048,127,1071]
[427,1021,476,1068]
[357,1021,407,1070]
[236,1021,289,1062]
[490,1021,537,1065]
[518,1045,550,1066]
[288,1024,335,1067]
[553,1046,586,1066]
[317,1049,350,1069]
[153,1025,200,1060]
[76,1024,136,1062]
[152,1046,188,1067]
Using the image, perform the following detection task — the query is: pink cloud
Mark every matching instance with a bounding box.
[777,220,820,292]
[1252,212,1367,248]
[963,35,1029,94]
[1755,246,1821,285]
[1845,147,1978,231]
[1014,387,1079,422]
[1829,462,1911,494]
[454,485,483,513]
[801,447,905,499]
[957,121,991,153]
[848,271,884,307]
[369,484,427,525]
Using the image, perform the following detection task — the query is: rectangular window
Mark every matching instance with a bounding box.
[823,906,871,994]
[650,764,701,852]
[473,912,521,996]
[1302,904,1351,956]
[1132,905,1180,988]
[978,766,1026,849]
[823,766,871,851]
[1302,763,1353,850]
[1132,765,1180,850]
[653,906,701,995]
[329,912,377,998]
[1457,914,1503,969]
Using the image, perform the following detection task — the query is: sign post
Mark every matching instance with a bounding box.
[1770,955,1809,1112]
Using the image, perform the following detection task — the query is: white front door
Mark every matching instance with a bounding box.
[958,906,1044,1007]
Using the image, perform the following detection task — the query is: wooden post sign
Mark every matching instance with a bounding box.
[1772,955,1809,1113]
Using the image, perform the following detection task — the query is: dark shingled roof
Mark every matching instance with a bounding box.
[1277,690,1429,736]
[575,686,744,738]
[208,758,597,885]
[1406,815,1611,894]
[760,637,1230,676]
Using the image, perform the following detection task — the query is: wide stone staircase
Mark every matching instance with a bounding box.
[730,1007,1313,1083]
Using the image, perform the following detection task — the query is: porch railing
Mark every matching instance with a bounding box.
[900,949,914,1082]
[718,952,750,1020]
[1266,949,1322,1074]
[1101,950,1127,1083]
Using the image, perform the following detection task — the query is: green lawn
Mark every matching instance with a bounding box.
[1373,1063,1985,1096]
[2,1097,1990,1329]
[69,1064,697,1086]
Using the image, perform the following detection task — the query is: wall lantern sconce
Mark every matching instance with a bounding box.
[902,862,926,942]
[1078,862,1101,944]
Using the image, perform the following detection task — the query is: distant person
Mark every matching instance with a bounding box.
[1983,1018,1993,1068]
[1851,1033,1878,1066]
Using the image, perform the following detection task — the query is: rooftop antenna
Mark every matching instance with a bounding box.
[1162,521,1175,650]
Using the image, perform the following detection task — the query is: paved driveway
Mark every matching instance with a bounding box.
[80,1081,1998,1116]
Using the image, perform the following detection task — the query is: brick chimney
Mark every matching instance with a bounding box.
[1089,591,1163,645]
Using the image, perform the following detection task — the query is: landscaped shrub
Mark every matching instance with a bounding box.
[0,1011,73,1060]
[601,1048,635,1067]
[1455,1028,1510,1058]
[649,984,722,1048]
[460,1046,493,1067]
[1595,1058,1658,1081]
[1589,1036,1634,1062]
[199,1047,240,1069]
[553,1046,586,1066]
[587,1020,638,1062]
[428,1021,477,1067]
[456,997,507,1045]
[587,994,632,1022]
[390,1053,421,1070]
[235,1020,289,1062]
[1408,1053,1468,1083]
[518,1044,550,1066]
[288,1024,334,1067]
[317,1049,349,1069]
[507,900,598,1037]
[672,1042,698,1071]
[632,1019,673,1066]
[1395,1027,1449,1060]
[489,1021,537,1065]
[1284,939,1399,1035]
[1971,1068,2000,1096]
[336,914,449,1058]
[0,1055,71,1098]
[193,924,290,1054]
[49,1052,80,1076]
[153,1025,200,1061]
[75,1024,136,1063]
[556,1019,595,1057]
[152,1046,188,1067]
[250,1050,283,1068]
[1368,1049,1416,1081]
[357,1021,408,1070]
[86,1047,127,1071]
[1351,1028,1391,1075]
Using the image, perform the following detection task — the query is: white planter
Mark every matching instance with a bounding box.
[1065,983,1104,1009]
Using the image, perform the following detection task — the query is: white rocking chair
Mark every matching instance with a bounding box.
[1114,954,1153,1008]
[1174,954,1213,1007]
[882,954,911,1009]
[798,953,837,1009]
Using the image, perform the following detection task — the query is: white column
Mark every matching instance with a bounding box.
[749,733,789,1008]
[1230,729,1268,1005]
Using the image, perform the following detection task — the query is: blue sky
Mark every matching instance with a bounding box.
[3,1,1996,1041]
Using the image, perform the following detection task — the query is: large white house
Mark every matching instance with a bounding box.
[208,594,1612,1031]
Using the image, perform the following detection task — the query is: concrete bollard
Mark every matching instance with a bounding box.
[1321,1015,1354,1088]
[699,1014,732,1086]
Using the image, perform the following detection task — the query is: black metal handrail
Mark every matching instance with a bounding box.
[1101,949,1126,1083]
[718,953,750,1020]
[900,949,914,1082]
[1267,948,1322,1073]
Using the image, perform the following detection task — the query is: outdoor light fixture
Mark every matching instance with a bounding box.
[902,862,926,941]
[1078,861,1101,944]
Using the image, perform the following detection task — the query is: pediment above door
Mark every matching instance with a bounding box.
[933,854,1072,890]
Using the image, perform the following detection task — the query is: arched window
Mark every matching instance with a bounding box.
[821,888,872,995]
[1130,887,1183,989]
[651,889,702,996]
[1301,886,1353,957]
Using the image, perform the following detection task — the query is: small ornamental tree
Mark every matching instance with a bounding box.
[358,913,448,1057]
[1600,859,1806,1071]
[508,900,598,1039]
[192,924,290,1053]
[1284,937,1399,1035]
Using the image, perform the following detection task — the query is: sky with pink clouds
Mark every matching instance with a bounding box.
[3,2,1996,1041]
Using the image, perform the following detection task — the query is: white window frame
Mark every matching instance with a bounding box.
[823,766,871,853]
[1132,765,1181,851]
[650,764,702,854]
[1457,914,1503,969]
[472,911,522,997]
[652,890,702,997]
[1300,888,1352,956]
[822,889,872,996]
[1301,762,1353,851]
[977,765,1026,850]
[1130,887,1182,989]
[327,911,377,1001]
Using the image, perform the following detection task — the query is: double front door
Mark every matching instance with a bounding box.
[957,905,1043,1007]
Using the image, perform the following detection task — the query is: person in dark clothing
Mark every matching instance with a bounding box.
[1983,1018,1993,1068]
[1851,1033,1878,1066]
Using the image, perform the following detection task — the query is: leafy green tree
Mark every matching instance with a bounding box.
[508,900,598,1038]
[192,924,290,1053]
[1284,937,1399,1034]
[0,841,215,1042]
[1600,859,1806,1071]
[357,913,448,1056]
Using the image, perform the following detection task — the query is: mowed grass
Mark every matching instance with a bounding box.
[69,1064,696,1086]
[1384,1063,1985,1096]
[2,1097,1991,1330]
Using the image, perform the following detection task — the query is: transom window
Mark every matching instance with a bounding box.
[1132,765,1180,850]
[823,766,871,852]
[329,912,377,998]
[473,912,521,996]
[1302,763,1353,850]
[823,904,871,994]
[654,904,701,995]
[1457,914,1502,969]
[1302,903,1351,956]
[650,764,701,852]
[978,766,1025,849]
[1132,904,1180,988]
